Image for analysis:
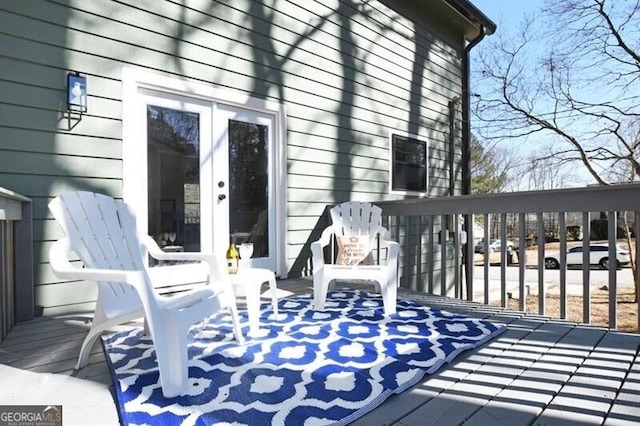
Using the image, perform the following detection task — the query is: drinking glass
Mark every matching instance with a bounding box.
[239,243,254,269]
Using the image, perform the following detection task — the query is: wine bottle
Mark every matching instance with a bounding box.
[226,239,239,274]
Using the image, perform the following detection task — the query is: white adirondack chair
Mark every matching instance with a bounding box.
[48,191,244,398]
[310,201,400,314]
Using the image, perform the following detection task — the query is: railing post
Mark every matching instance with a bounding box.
[0,188,33,342]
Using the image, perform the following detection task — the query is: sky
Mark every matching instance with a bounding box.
[470,0,545,31]
[466,1,596,188]
[468,1,556,186]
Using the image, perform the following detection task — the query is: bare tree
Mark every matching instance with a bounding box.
[470,133,519,193]
[525,146,583,191]
[472,0,640,300]
[473,0,639,185]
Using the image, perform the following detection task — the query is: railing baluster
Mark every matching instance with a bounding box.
[636,215,640,332]
[500,213,507,308]
[428,216,435,294]
[454,213,461,299]
[401,215,409,288]
[465,213,474,301]
[608,211,618,329]
[416,215,422,291]
[518,213,526,312]
[559,212,567,319]
[582,211,591,324]
[537,213,546,315]
[440,214,447,296]
[483,213,490,305]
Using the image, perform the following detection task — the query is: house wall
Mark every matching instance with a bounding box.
[0,0,466,315]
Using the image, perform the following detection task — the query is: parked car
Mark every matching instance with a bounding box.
[474,238,515,254]
[544,244,630,270]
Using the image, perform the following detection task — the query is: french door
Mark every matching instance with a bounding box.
[131,89,277,271]
[212,105,275,268]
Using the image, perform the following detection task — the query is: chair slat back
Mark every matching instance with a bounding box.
[49,191,150,305]
[49,191,144,271]
[330,201,382,245]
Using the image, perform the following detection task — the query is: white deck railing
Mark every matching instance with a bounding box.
[377,184,640,331]
[0,187,33,341]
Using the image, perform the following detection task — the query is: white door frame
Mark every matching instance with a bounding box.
[137,89,215,251]
[121,67,288,277]
[213,104,277,270]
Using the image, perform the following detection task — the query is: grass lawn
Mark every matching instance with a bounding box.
[495,287,639,333]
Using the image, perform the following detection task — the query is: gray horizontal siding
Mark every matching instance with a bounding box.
[0,0,467,312]
[0,152,120,179]
[0,127,121,158]
[0,175,121,200]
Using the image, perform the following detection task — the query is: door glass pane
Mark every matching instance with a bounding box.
[228,119,269,257]
[147,105,201,252]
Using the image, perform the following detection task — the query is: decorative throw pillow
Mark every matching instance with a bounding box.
[336,236,374,265]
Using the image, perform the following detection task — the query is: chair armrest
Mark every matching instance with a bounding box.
[142,235,224,271]
[378,227,400,264]
[49,237,144,283]
[383,239,400,264]
[311,226,336,269]
[314,227,335,248]
[142,235,215,262]
[141,236,232,293]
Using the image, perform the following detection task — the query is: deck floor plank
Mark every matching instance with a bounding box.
[606,349,640,425]
[465,325,608,425]
[1,278,639,425]
[397,319,561,425]
[534,331,640,426]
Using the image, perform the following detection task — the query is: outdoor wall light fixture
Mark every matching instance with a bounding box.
[67,72,87,113]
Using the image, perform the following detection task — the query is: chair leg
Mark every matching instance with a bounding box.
[313,276,331,310]
[75,327,103,369]
[228,305,245,345]
[382,281,397,315]
[155,321,189,398]
[268,275,279,317]
[244,280,261,335]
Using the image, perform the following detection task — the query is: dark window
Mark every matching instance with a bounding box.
[391,134,427,193]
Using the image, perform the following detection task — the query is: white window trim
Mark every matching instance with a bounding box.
[388,131,429,196]
[121,66,288,277]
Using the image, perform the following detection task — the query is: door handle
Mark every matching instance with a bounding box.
[218,194,226,201]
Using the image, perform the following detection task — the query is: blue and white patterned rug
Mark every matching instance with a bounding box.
[102,290,505,425]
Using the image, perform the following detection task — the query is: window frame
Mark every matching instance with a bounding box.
[388,132,429,195]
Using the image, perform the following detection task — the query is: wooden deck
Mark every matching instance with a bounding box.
[1,277,639,425]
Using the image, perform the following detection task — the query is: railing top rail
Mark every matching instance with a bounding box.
[0,187,31,203]
[376,184,640,216]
